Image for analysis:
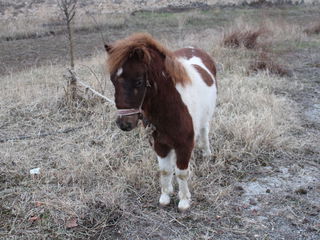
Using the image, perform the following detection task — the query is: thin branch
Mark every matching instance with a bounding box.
[67,69,115,105]
[57,0,78,69]
[87,13,108,44]
[79,64,104,93]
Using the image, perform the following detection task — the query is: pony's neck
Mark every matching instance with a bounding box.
[142,50,183,129]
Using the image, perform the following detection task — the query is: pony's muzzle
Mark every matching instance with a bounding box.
[116,115,139,131]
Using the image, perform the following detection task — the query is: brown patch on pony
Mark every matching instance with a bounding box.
[174,48,217,77]
[138,48,194,170]
[107,33,191,85]
[192,64,213,86]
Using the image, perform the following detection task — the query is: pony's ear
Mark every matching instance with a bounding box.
[104,44,112,53]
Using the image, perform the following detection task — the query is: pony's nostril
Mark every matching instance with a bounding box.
[116,119,132,131]
[122,122,132,131]
[126,122,132,129]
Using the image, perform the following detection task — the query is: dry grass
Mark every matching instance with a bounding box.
[220,18,310,76]
[222,28,268,49]
[249,52,291,77]
[304,22,320,35]
[0,31,302,238]
[221,17,308,50]
[0,3,128,40]
[2,5,317,239]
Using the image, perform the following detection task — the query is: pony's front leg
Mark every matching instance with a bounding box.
[175,145,193,211]
[157,151,175,206]
[155,142,174,206]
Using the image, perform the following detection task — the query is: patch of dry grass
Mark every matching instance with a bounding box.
[249,52,291,77]
[219,17,311,76]
[2,5,315,237]
[0,30,302,238]
[222,28,268,49]
[304,22,320,35]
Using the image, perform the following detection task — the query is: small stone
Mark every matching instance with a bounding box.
[30,168,41,175]
[234,185,244,191]
[266,189,271,193]
[302,218,309,224]
[249,198,257,206]
[295,188,308,195]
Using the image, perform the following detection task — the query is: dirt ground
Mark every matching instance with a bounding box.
[225,47,320,239]
[0,2,320,240]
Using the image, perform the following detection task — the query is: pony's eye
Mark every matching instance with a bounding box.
[136,79,144,87]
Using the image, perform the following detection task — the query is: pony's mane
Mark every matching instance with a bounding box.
[107,33,190,85]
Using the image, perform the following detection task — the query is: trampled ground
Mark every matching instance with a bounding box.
[0,2,319,239]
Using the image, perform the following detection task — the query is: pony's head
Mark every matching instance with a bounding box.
[106,42,151,131]
[106,33,190,131]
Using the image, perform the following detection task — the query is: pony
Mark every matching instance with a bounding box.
[105,33,217,211]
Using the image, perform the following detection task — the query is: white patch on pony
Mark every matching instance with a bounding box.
[116,68,123,77]
[176,56,217,153]
[188,46,194,49]
[157,151,175,206]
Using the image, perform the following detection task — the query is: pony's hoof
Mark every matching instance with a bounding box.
[159,194,170,206]
[178,199,191,211]
[202,149,212,158]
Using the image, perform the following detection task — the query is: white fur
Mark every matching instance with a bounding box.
[176,56,217,153]
[116,68,123,76]
[170,56,217,210]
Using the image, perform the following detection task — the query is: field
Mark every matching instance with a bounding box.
[1,1,320,239]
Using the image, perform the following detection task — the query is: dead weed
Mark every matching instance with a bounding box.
[222,28,269,49]
[304,22,320,35]
[249,52,291,77]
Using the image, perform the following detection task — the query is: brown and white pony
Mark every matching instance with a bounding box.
[105,33,217,211]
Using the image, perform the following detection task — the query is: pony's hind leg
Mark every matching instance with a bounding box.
[200,123,212,157]
[157,150,175,206]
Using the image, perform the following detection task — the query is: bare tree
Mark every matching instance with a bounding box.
[57,0,78,69]
[57,0,78,101]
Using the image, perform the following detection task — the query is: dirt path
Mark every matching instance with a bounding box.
[0,26,180,75]
[225,48,320,239]
[0,31,107,75]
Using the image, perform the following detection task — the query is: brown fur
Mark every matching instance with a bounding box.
[141,48,194,169]
[192,64,213,86]
[107,41,194,169]
[107,33,191,86]
[106,34,218,170]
